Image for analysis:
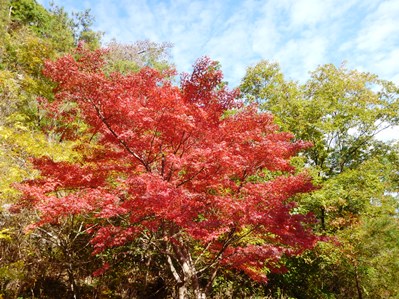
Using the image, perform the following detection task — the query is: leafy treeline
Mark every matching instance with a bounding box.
[241,61,399,298]
[0,1,398,298]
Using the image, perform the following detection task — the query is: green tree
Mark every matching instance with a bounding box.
[0,2,103,297]
[240,61,399,298]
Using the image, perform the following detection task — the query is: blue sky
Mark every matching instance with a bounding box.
[37,0,399,84]
[37,0,398,139]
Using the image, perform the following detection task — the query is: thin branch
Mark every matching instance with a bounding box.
[161,150,166,176]
[197,225,259,275]
[165,243,183,283]
[205,265,220,293]
[166,163,175,181]
[70,221,84,243]
[196,227,236,274]
[147,108,167,162]
[167,254,182,283]
[174,131,185,155]
[340,123,391,171]
[36,227,62,246]
[89,99,150,171]
[177,166,205,187]
[193,241,213,266]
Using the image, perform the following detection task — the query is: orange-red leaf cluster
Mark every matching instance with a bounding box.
[18,47,318,280]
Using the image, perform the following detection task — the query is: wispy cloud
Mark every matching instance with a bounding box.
[349,0,399,81]
[38,0,399,88]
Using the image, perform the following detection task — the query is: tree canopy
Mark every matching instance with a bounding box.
[1,1,399,298]
[16,47,319,298]
[241,60,399,298]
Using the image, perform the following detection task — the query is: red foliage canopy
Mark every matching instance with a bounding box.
[18,47,318,283]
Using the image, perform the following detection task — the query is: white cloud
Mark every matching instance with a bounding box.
[371,48,399,79]
[356,4,399,53]
[29,0,399,144]
[376,126,399,142]
[288,0,335,27]
[346,0,399,82]
[251,18,281,58]
[38,0,399,86]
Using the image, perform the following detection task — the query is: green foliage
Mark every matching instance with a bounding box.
[0,0,101,206]
[241,60,399,298]
[1,0,398,295]
[0,2,104,298]
[9,0,100,49]
[0,229,11,241]
[10,0,51,34]
[358,216,399,297]
[70,9,102,49]
[240,60,306,132]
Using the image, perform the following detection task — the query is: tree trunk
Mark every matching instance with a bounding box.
[167,240,207,299]
[177,285,206,299]
[178,284,188,299]
[67,266,79,299]
[194,289,207,299]
[354,266,363,299]
[320,206,326,231]
[176,259,206,299]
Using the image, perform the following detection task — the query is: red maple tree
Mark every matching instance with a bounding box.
[18,47,318,298]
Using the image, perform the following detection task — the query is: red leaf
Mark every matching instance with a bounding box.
[18,48,320,283]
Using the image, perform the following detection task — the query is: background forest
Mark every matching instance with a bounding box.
[1,0,399,298]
